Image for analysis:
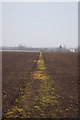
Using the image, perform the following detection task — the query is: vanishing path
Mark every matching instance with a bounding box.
[6,52,62,118]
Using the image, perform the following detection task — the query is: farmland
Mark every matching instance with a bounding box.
[43,52,78,118]
[2,51,78,118]
[2,52,39,117]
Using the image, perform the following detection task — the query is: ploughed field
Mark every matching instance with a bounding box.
[2,51,78,118]
[2,52,39,117]
[43,52,78,117]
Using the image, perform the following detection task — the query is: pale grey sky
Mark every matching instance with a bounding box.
[2,2,78,48]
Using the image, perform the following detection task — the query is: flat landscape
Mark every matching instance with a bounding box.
[2,52,39,117]
[2,51,78,118]
[43,52,78,117]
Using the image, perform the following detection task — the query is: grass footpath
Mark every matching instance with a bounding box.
[6,52,63,118]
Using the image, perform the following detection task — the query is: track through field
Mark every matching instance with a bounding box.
[6,52,63,118]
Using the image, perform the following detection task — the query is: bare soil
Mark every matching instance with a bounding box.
[2,51,78,118]
[43,52,78,118]
[2,52,39,117]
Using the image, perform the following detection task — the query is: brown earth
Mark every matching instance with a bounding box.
[2,51,78,118]
[43,52,78,118]
[2,52,39,117]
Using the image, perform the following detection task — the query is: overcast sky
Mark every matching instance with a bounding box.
[2,2,78,48]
